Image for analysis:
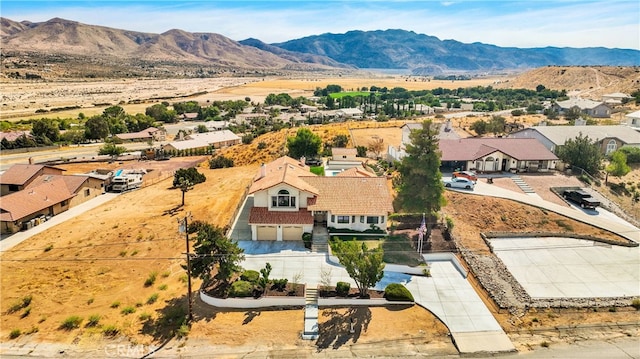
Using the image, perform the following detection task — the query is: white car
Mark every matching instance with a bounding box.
[443,177,475,190]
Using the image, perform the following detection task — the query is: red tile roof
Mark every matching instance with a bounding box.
[248,207,313,225]
[439,138,558,161]
[0,177,75,222]
[0,164,65,186]
[26,175,88,193]
[249,156,319,195]
[302,176,394,215]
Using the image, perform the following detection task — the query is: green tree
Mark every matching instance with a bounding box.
[84,116,110,140]
[31,119,60,142]
[564,107,582,121]
[286,128,321,159]
[356,145,367,157]
[469,119,488,136]
[605,150,631,183]
[146,103,177,123]
[173,167,206,187]
[332,134,349,148]
[396,120,446,215]
[330,241,384,298]
[188,222,245,283]
[98,142,126,156]
[556,132,603,175]
[488,115,506,135]
[125,113,156,133]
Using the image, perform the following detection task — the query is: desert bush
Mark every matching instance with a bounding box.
[209,155,234,169]
[8,295,33,314]
[9,329,20,339]
[21,307,31,318]
[302,232,313,249]
[144,272,158,287]
[102,325,120,337]
[336,281,351,296]
[631,298,640,310]
[121,306,136,315]
[60,316,83,330]
[229,280,253,297]
[384,283,414,301]
[139,312,152,321]
[240,270,260,283]
[110,301,120,308]
[176,323,190,338]
[87,314,101,327]
[146,293,159,305]
[158,284,168,291]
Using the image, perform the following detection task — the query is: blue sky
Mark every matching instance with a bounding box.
[2,1,639,49]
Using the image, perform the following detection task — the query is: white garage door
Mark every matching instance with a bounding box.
[282,226,303,241]
[256,226,277,241]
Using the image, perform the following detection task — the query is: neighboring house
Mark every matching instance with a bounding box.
[624,110,640,128]
[0,164,65,196]
[325,148,366,176]
[0,130,33,142]
[247,156,393,241]
[115,127,166,142]
[300,104,318,113]
[602,92,631,106]
[182,112,199,121]
[163,130,240,152]
[439,138,558,173]
[388,121,457,161]
[331,148,358,161]
[552,98,611,118]
[413,104,434,115]
[336,108,363,119]
[0,174,104,235]
[510,125,640,156]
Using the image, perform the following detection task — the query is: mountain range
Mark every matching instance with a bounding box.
[2,17,639,76]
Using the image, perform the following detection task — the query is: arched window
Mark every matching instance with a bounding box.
[605,139,617,155]
[272,189,296,208]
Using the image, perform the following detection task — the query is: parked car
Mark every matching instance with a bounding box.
[452,170,478,182]
[305,158,323,166]
[443,177,475,190]
[562,189,600,209]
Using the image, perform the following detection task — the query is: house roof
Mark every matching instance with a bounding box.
[163,138,210,151]
[115,127,161,140]
[603,92,630,98]
[248,207,314,225]
[337,108,363,115]
[248,156,319,195]
[332,147,357,156]
[0,177,76,222]
[0,164,65,186]
[555,98,606,110]
[26,174,89,194]
[522,125,640,146]
[0,131,32,142]
[334,167,377,178]
[626,110,640,120]
[186,130,240,144]
[439,138,558,161]
[302,176,394,215]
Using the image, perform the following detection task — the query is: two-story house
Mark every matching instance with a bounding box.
[247,156,393,241]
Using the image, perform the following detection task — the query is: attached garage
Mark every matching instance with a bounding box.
[282,226,303,241]
[256,226,277,241]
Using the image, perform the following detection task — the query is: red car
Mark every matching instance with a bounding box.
[452,170,478,182]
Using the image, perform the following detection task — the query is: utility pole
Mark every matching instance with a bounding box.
[178,212,193,322]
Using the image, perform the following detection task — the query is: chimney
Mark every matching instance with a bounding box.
[300,156,306,166]
[260,163,266,178]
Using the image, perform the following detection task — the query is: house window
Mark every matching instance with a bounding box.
[337,216,349,224]
[84,189,90,197]
[271,189,296,208]
[352,216,356,223]
[331,215,335,223]
[605,139,617,155]
[366,216,379,224]
[61,200,68,206]
[360,216,364,223]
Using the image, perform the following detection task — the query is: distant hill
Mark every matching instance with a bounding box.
[2,17,639,79]
[270,29,640,74]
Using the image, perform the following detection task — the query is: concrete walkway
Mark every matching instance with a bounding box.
[0,193,120,254]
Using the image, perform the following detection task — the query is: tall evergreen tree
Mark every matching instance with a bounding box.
[556,133,603,175]
[396,120,446,215]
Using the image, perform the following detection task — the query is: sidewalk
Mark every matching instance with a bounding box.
[0,193,120,254]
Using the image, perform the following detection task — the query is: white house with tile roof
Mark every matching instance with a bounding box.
[552,98,611,118]
[247,156,394,241]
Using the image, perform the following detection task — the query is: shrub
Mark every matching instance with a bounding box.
[384,283,414,302]
[144,272,158,287]
[102,325,120,337]
[8,295,33,314]
[44,244,53,252]
[209,155,234,169]
[60,316,83,330]
[139,312,152,321]
[302,232,312,249]
[87,314,100,327]
[541,341,549,348]
[176,323,190,338]
[87,298,94,305]
[272,278,288,291]
[9,329,21,339]
[146,293,159,305]
[21,307,31,318]
[158,284,168,291]
[110,301,120,308]
[336,281,351,296]
[257,142,267,150]
[229,280,253,297]
[632,298,640,310]
[240,270,260,283]
[121,306,136,315]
